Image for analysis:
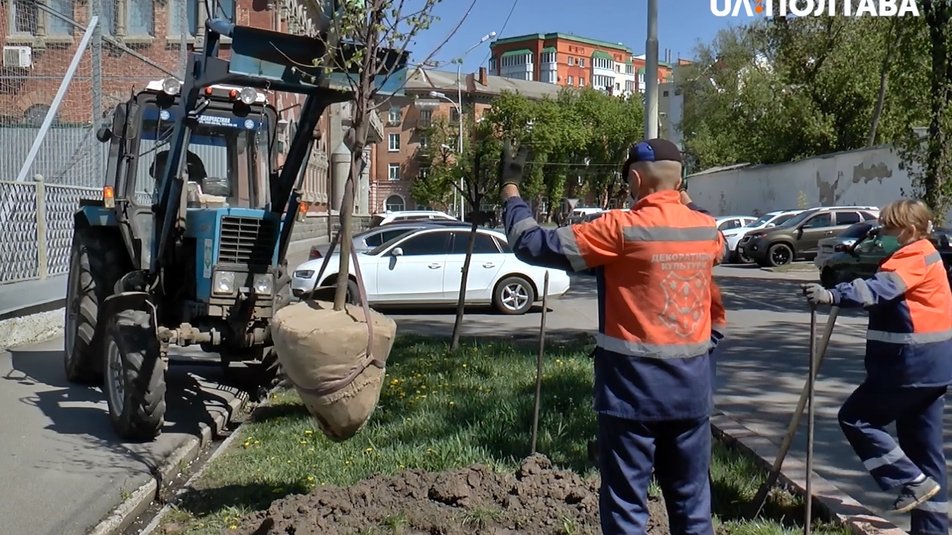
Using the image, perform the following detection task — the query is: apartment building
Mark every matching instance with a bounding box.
[370,66,560,215]
[488,32,675,96]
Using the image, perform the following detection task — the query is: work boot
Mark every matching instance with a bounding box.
[892,476,941,513]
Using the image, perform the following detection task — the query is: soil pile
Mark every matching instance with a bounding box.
[229,454,669,535]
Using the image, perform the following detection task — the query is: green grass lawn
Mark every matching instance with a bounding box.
[157,335,848,535]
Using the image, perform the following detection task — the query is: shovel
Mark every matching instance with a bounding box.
[748,304,839,519]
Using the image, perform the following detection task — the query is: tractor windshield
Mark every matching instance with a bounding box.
[131,104,273,209]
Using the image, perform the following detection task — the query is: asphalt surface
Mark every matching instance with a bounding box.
[0,338,248,535]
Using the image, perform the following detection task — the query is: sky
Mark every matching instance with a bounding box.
[407,0,751,73]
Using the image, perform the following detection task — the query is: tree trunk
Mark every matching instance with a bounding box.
[334,116,369,311]
[450,218,478,350]
[923,0,951,212]
[867,19,898,146]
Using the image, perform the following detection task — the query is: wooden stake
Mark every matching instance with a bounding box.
[530,271,550,454]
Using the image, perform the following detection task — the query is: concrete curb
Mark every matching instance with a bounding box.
[711,409,905,535]
[137,393,278,535]
[0,308,65,350]
[87,386,248,535]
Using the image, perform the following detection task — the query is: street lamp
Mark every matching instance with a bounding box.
[440,31,496,222]
[429,90,463,218]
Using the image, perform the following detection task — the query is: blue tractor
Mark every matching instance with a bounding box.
[63,15,406,440]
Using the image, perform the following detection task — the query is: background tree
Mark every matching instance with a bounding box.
[314,0,467,310]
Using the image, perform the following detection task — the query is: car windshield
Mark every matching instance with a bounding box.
[840,222,873,239]
[777,210,815,228]
[750,214,775,227]
[133,104,272,208]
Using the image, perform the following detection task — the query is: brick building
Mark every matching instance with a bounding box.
[487,32,675,97]
[0,0,288,124]
[369,66,560,215]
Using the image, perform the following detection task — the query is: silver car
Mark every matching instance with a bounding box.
[307,221,469,260]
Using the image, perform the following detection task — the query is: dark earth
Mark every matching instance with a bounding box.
[228,454,670,535]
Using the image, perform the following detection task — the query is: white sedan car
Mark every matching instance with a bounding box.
[291,226,571,315]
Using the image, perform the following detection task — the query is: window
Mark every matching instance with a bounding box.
[419,109,432,127]
[540,51,556,63]
[567,75,574,85]
[384,195,405,212]
[9,0,73,37]
[579,79,585,87]
[398,232,449,256]
[419,134,428,148]
[126,0,155,36]
[663,90,670,97]
[450,232,500,255]
[718,219,741,231]
[388,133,400,152]
[168,0,199,36]
[568,57,575,66]
[367,228,415,247]
[578,58,585,67]
[802,213,832,229]
[450,108,460,123]
[836,211,861,225]
[388,106,401,124]
[388,163,400,181]
[861,211,879,221]
[419,167,429,179]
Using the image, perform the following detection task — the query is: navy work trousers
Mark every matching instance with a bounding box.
[838,383,949,535]
[598,413,714,535]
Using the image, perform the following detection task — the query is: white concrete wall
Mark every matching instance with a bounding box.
[683,145,930,217]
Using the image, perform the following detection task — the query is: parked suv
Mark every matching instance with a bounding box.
[740,206,880,267]
[369,210,457,227]
[730,209,804,263]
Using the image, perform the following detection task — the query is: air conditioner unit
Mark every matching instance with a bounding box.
[3,46,32,68]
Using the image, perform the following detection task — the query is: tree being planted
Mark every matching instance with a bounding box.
[269,0,464,442]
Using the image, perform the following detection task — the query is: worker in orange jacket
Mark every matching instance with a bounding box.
[803,199,952,534]
[501,138,724,535]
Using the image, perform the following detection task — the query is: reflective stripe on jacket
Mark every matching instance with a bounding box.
[831,238,952,387]
[503,190,724,420]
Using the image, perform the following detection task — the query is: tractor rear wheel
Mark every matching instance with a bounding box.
[64,228,127,385]
[103,309,166,441]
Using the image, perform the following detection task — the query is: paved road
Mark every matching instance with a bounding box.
[382,263,941,532]
[0,338,248,535]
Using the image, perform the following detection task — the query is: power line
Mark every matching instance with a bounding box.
[479,0,519,67]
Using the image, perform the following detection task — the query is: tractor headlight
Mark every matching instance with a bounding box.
[213,271,236,295]
[253,274,273,296]
[161,77,181,96]
[239,87,257,105]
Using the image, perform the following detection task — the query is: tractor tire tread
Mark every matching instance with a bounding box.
[65,228,128,384]
[109,309,166,440]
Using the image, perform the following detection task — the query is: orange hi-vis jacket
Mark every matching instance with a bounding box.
[504,190,725,420]
[558,192,725,359]
[829,238,952,388]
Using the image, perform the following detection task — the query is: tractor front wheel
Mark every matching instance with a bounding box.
[103,309,166,441]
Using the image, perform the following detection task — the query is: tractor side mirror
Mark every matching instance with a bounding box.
[390,247,403,257]
[96,126,113,143]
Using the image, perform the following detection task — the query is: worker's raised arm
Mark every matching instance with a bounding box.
[503,197,623,272]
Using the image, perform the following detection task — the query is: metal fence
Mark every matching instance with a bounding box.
[2,0,193,186]
[0,177,101,284]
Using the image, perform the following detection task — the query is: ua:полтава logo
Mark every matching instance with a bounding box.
[710,0,921,17]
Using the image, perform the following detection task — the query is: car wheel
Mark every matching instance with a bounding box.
[767,243,794,267]
[493,276,535,315]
